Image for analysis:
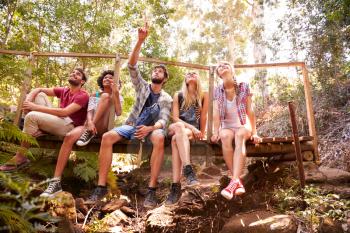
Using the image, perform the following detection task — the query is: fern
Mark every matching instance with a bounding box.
[73,151,99,183]
[0,173,58,232]
[0,119,37,146]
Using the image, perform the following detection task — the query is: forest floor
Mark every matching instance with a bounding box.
[47,159,349,233]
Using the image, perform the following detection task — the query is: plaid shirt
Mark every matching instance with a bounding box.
[214,82,252,126]
[125,64,172,129]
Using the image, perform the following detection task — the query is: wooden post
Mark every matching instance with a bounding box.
[107,54,121,131]
[301,63,319,163]
[207,66,215,142]
[14,53,34,126]
[288,102,306,191]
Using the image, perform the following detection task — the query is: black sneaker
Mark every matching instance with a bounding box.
[40,178,62,197]
[85,186,108,204]
[76,130,95,146]
[183,165,199,187]
[143,188,157,209]
[165,183,182,206]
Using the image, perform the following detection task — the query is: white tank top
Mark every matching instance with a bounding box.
[222,97,242,129]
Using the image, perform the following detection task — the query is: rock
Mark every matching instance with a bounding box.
[220,210,297,233]
[319,217,343,233]
[48,191,77,222]
[201,165,222,176]
[101,199,128,213]
[315,184,350,199]
[319,167,350,184]
[101,209,129,227]
[145,205,176,232]
[120,206,136,217]
[75,198,88,215]
[197,172,214,180]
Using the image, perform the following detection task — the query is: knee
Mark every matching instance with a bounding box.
[151,133,165,146]
[63,132,76,144]
[219,132,232,144]
[101,132,115,145]
[173,122,185,134]
[100,93,110,100]
[235,130,248,142]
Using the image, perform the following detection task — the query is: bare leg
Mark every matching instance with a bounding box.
[93,93,110,125]
[169,122,193,165]
[171,137,182,183]
[219,129,235,177]
[54,126,85,177]
[149,130,165,187]
[97,130,122,186]
[232,128,251,179]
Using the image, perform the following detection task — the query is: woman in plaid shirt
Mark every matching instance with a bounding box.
[211,61,261,200]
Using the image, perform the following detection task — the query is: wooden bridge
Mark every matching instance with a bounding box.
[0,49,319,163]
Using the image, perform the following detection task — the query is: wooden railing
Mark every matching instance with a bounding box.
[0,49,319,162]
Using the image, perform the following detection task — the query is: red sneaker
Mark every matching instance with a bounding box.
[234,179,245,196]
[221,178,239,200]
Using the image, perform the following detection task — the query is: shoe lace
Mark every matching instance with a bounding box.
[226,179,239,192]
[46,182,59,193]
[80,130,91,141]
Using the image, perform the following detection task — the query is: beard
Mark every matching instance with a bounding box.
[68,79,80,86]
[151,77,164,84]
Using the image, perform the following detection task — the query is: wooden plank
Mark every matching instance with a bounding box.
[301,64,319,163]
[288,101,306,190]
[207,66,215,142]
[259,136,313,143]
[0,49,30,56]
[234,62,305,69]
[33,51,210,70]
[0,49,307,70]
[14,53,34,126]
[35,135,314,157]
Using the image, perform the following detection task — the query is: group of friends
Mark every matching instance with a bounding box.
[0,24,260,208]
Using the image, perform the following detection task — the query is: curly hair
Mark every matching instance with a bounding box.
[97,70,115,90]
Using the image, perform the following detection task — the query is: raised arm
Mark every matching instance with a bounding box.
[128,23,149,66]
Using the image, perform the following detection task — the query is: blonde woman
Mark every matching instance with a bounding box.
[165,71,209,206]
[211,62,260,200]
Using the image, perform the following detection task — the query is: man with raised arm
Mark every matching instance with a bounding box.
[0,68,89,172]
[87,23,172,208]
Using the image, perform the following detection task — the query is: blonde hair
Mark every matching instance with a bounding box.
[180,72,203,110]
[216,61,239,94]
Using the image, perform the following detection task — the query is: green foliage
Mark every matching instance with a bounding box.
[72,151,99,183]
[0,119,38,162]
[274,183,350,231]
[0,173,58,232]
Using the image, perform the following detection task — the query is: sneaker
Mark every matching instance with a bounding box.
[234,179,245,196]
[165,183,182,206]
[183,165,199,187]
[85,186,108,204]
[143,188,157,209]
[221,178,244,200]
[40,178,62,197]
[76,130,95,146]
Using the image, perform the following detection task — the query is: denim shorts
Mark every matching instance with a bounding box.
[113,125,166,141]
